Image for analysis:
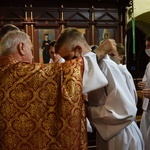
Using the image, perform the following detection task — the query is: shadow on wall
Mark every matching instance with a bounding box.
[126,26,149,79]
[126,12,150,78]
[127,11,150,35]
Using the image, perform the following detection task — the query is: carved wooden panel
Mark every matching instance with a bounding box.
[0,7,25,28]
[32,8,60,27]
[0,6,123,62]
[94,8,120,45]
[94,8,119,26]
[63,8,90,27]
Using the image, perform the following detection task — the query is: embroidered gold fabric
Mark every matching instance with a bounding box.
[0,56,87,150]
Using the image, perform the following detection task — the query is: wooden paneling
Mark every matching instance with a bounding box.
[0,3,128,62]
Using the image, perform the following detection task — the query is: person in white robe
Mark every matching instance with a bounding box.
[54,27,117,134]
[137,35,150,150]
[109,43,138,105]
[138,62,150,150]
[87,54,144,150]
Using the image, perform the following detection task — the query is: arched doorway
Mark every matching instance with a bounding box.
[126,11,150,78]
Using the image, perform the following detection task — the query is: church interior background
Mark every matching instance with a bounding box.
[0,0,150,149]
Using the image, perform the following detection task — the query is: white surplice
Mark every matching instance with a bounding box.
[83,52,109,132]
[50,52,108,132]
[140,62,150,150]
[49,57,65,63]
[118,64,138,105]
[50,52,108,93]
[82,52,108,93]
[88,55,144,150]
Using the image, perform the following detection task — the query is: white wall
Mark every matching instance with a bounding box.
[127,0,150,22]
[134,0,150,17]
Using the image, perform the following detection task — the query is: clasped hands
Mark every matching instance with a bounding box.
[142,88,150,99]
[137,81,150,99]
[93,39,117,61]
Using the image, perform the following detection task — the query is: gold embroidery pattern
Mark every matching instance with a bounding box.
[0,57,87,150]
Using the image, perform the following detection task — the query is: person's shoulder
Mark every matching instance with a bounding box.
[118,64,130,75]
[147,62,150,67]
[101,55,116,65]
[84,51,96,57]
[49,58,53,63]
[58,57,65,63]
[100,55,122,73]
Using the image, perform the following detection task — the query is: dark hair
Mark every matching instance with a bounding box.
[0,24,19,38]
[91,45,98,51]
[145,35,150,41]
[50,40,56,47]
[116,43,125,55]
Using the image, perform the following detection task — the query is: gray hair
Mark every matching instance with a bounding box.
[0,30,30,55]
[55,27,86,53]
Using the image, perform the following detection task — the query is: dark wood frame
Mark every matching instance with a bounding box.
[0,4,128,63]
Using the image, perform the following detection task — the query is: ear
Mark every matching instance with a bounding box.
[18,43,25,56]
[120,54,124,60]
[74,45,82,53]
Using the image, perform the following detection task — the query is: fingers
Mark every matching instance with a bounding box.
[109,39,116,44]
[142,88,150,99]
[102,39,116,45]
[96,39,117,57]
[101,39,116,49]
[137,81,146,89]
[107,39,117,52]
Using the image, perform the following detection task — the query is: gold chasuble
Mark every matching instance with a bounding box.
[0,56,87,150]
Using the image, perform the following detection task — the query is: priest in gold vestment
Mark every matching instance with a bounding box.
[0,28,116,149]
[0,55,87,150]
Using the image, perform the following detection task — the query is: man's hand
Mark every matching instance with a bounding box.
[137,81,146,90]
[142,88,150,99]
[93,39,117,61]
